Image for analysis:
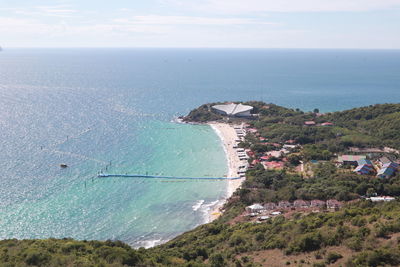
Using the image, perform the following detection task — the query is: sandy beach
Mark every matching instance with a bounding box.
[208,122,246,221]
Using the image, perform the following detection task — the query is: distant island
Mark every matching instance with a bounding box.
[3,102,400,267]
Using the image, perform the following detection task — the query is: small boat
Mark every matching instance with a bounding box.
[60,164,68,168]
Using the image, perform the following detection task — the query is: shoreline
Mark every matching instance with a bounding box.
[208,122,246,221]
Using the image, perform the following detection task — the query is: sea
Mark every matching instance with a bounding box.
[0,48,399,247]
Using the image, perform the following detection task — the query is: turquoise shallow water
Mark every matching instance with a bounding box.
[0,48,399,246]
[0,81,228,246]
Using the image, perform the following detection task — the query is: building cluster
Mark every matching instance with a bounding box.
[338,155,399,178]
[246,199,343,215]
[232,124,250,177]
[242,126,300,171]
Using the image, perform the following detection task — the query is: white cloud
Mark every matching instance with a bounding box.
[166,0,400,13]
[3,5,77,18]
[113,15,276,25]
[0,17,171,36]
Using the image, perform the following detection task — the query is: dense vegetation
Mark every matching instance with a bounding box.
[3,102,400,267]
[0,239,148,267]
[153,200,400,267]
[3,201,400,266]
[252,103,400,152]
[238,164,400,204]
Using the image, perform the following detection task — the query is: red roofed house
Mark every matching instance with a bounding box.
[260,155,271,161]
[259,137,267,142]
[321,122,334,126]
[263,161,284,170]
[304,121,316,126]
[247,150,255,157]
[293,200,310,208]
[310,200,326,208]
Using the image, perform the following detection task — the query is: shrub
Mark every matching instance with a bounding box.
[325,252,343,264]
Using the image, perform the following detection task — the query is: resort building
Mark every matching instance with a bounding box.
[377,162,399,178]
[357,159,373,166]
[354,164,375,175]
[379,157,392,166]
[212,103,253,117]
[337,155,367,166]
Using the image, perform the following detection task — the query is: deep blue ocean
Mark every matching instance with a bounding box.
[0,48,399,247]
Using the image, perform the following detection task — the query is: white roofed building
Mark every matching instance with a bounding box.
[246,203,265,213]
[212,103,253,117]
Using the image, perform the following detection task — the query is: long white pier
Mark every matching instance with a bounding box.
[98,173,240,180]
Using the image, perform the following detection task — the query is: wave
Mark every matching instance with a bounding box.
[199,199,221,223]
[135,238,163,249]
[192,200,205,211]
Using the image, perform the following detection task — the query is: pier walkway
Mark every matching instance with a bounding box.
[98,173,240,180]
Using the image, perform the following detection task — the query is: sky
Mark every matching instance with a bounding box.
[1,0,400,48]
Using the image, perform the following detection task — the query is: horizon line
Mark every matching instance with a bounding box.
[3,47,400,51]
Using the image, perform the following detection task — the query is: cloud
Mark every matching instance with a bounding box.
[166,0,400,13]
[2,5,77,18]
[113,15,276,26]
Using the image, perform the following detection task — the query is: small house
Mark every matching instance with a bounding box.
[263,161,285,170]
[326,199,342,210]
[278,201,292,209]
[304,121,316,126]
[246,150,255,157]
[264,202,277,210]
[310,200,326,208]
[321,122,334,126]
[247,128,258,134]
[293,200,310,208]
[260,155,271,161]
[246,203,265,213]
[258,216,270,221]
